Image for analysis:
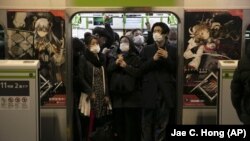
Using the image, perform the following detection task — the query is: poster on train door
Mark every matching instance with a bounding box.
[183,10,242,107]
[6,10,66,106]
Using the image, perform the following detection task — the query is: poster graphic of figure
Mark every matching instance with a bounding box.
[7,11,66,106]
[183,10,242,106]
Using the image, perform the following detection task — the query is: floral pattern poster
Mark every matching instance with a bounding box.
[183,10,242,107]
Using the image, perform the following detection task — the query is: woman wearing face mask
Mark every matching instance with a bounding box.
[108,36,142,141]
[78,35,111,141]
[132,29,145,53]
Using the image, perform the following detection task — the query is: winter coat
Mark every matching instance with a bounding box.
[140,43,177,108]
[231,42,250,124]
[107,53,142,108]
[231,56,250,124]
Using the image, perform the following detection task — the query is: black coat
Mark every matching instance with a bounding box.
[231,55,250,124]
[78,49,109,96]
[140,43,177,108]
[108,53,142,108]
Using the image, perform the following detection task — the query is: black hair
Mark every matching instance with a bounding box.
[92,26,114,47]
[72,37,84,53]
[151,22,170,34]
[92,27,109,37]
[118,35,139,55]
[132,28,142,35]
[84,32,91,39]
[84,35,99,47]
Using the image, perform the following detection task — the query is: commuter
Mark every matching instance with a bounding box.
[108,35,141,141]
[231,42,250,125]
[92,17,118,66]
[125,30,133,40]
[72,37,85,141]
[140,22,177,141]
[78,34,111,141]
[132,28,145,53]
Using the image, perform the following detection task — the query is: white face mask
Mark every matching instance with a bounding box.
[133,35,144,45]
[90,45,100,54]
[120,43,129,52]
[153,32,163,42]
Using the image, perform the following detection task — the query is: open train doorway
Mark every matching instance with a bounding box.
[69,10,180,141]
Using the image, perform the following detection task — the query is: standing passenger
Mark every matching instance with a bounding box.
[140,22,177,141]
[72,37,85,141]
[108,36,141,141]
[231,42,250,125]
[78,35,111,141]
[132,28,145,54]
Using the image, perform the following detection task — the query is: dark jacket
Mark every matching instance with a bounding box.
[78,49,109,96]
[231,46,250,124]
[140,43,177,108]
[108,53,142,108]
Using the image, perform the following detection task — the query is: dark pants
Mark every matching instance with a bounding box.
[113,108,141,141]
[141,98,170,141]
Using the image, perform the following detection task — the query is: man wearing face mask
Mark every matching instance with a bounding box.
[132,29,145,54]
[140,22,177,141]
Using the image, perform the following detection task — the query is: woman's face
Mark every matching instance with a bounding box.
[119,37,130,52]
[88,38,100,54]
[89,38,99,48]
[120,37,129,44]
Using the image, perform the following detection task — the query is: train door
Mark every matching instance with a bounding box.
[67,8,182,141]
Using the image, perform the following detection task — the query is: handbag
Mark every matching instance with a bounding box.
[89,121,114,141]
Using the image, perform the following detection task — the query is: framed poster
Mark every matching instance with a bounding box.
[6,10,66,106]
[183,10,242,107]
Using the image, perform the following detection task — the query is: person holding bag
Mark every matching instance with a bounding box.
[108,36,142,141]
[78,34,111,141]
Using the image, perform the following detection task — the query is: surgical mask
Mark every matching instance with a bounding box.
[133,35,144,45]
[90,45,100,54]
[120,43,129,52]
[153,32,163,42]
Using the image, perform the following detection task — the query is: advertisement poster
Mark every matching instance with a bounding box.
[183,10,242,107]
[6,10,66,106]
[71,0,175,7]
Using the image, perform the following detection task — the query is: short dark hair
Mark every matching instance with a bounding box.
[84,35,99,46]
[151,22,170,34]
[132,28,142,35]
